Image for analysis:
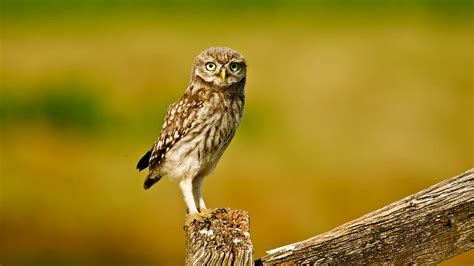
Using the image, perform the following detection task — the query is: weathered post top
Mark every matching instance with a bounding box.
[184,208,254,266]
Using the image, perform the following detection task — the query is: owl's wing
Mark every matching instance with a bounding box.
[141,94,204,171]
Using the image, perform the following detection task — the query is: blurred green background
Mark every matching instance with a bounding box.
[1,0,473,265]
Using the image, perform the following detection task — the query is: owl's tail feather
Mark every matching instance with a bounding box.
[137,150,151,171]
[144,172,162,190]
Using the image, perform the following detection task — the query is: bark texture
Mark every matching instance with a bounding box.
[185,208,253,266]
[258,168,474,265]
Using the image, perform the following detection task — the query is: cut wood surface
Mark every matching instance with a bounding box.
[257,168,474,265]
[185,208,253,266]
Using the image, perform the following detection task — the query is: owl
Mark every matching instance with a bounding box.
[137,47,246,216]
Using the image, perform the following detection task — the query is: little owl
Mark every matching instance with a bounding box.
[137,47,246,217]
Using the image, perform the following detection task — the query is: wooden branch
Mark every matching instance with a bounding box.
[184,208,253,266]
[258,168,474,265]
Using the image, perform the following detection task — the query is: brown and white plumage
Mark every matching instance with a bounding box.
[137,47,246,214]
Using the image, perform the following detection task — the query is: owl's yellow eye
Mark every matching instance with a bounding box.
[229,62,240,72]
[205,62,216,71]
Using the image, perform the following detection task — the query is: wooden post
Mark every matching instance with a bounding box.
[184,208,253,265]
[257,168,474,265]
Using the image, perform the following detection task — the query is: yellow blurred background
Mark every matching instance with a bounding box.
[1,1,473,265]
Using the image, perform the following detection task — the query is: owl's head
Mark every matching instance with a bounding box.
[192,47,246,88]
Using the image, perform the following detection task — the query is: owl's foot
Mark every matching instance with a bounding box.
[185,208,219,227]
[199,207,219,219]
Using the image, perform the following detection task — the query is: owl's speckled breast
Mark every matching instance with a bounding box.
[158,85,244,181]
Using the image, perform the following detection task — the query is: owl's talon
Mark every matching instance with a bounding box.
[199,208,219,219]
[184,208,219,227]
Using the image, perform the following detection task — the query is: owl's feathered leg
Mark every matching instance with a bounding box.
[179,180,199,215]
[183,176,218,225]
[192,175,207,211]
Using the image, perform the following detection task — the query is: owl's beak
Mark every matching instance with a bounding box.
[220,68,226,81]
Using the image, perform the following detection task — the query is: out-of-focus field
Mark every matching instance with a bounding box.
[1,1,473,265]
